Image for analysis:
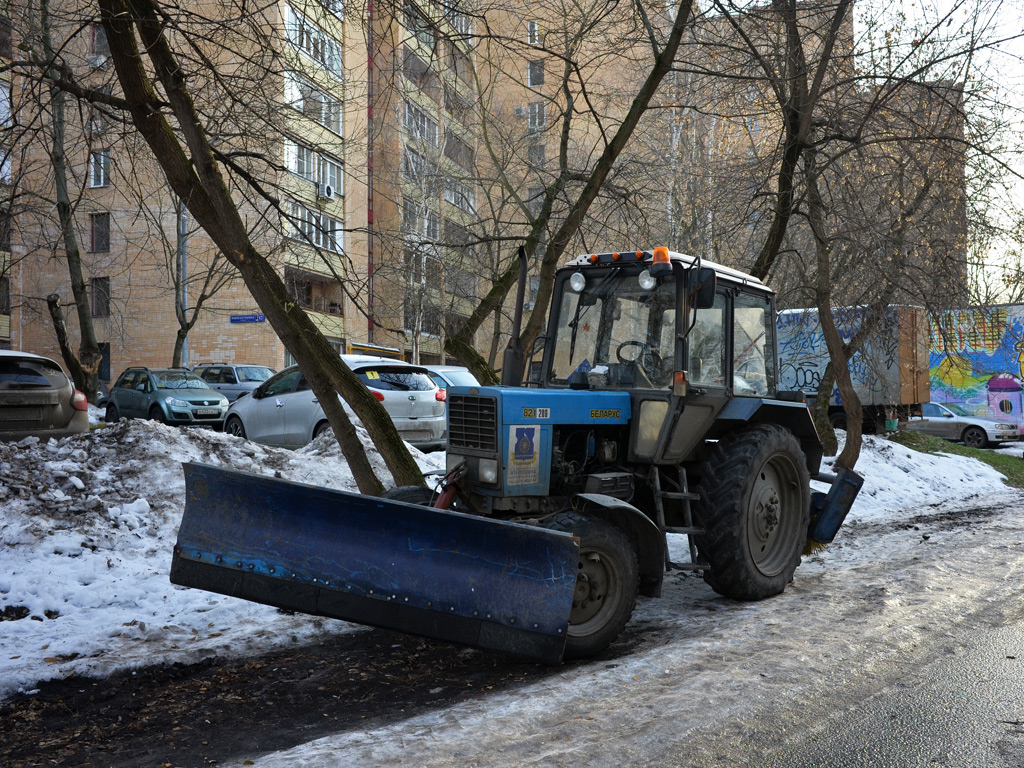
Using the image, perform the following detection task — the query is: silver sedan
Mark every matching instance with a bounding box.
[904,402,1021,449]
[224,360,446,450]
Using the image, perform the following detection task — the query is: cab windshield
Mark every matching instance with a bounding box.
[547,268,676,390]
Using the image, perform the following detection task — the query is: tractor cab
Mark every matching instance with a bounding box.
[537,248,781,465]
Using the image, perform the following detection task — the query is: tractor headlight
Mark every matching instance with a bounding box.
[569,271,586,292]
[638,269,657,291]
[479,458,499,484]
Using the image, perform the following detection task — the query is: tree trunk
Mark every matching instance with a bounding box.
[41,0,102,401]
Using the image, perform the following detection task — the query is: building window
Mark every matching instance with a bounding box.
[284,139,315,180]
[0,16,12,60]
[288,202,343,253]
[319,0,344,18]
[89,150,110,187]
[0,207,10,250]
[284,5,343,79]
[286,275,313,308]
[528,60,544,87]
[318,154,344,197]
[404,101,439,147]
[404,148,427,181]
[528,142,545,168]
[91,24,109,57]
[98,342,111,380]
[527,186,544,216]
[444,178,474,213]
[402,198,438,240]
[443,2,471,36]
[285,72,343,135]
[0,275,10,313]
[444,128,474,169]
[91,276,110,317]
[90,213,110,252]
[528,101,546,132]
[404,1,435,49]
[527,20,541,45]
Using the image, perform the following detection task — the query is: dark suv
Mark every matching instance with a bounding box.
[191,363,275,402]
[105,367,229,428]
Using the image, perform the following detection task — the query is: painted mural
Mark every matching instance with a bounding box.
[930,305,1024,426]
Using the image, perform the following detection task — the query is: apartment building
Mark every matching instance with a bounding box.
[2,0,492,379]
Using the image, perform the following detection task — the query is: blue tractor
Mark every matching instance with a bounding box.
[171,247,862,663]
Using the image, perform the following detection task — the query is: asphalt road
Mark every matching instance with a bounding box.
[757,618,1024,768]
[653,596,1024,768]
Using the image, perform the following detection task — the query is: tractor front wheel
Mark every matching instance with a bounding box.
[545,511,638,659]
[694,424,810,601]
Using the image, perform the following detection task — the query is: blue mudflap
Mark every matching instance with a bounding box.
[808,466,865,544]
[170,462,578,663]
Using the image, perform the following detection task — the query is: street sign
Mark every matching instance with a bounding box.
[230,314,266,323]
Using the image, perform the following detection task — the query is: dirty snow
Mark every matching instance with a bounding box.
[2,409,1022,766]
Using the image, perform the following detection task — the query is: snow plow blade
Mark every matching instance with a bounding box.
[170,463,578,663]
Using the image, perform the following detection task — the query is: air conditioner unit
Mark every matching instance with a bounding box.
[514,106,526,118]
[318,183,335,200]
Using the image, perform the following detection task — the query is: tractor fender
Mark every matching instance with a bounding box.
[574,493,665,598]
[714,397,823,477]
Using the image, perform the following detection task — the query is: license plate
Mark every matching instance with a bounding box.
[195,409,220,417]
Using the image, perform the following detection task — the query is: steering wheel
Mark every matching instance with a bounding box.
[616,340,663,379]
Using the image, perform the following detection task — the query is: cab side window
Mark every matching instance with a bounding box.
[688,293,726,387]
[732,293,772,396]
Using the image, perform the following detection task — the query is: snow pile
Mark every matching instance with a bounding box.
[0,419,1009,700]
[0,417,443,698]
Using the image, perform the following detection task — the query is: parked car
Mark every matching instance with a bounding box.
[192,363,276,401]
[105,367,229,428]
[423,364,481,391]
[224,356,446,450]
[903,401,1021,449]
[0,350,90,441]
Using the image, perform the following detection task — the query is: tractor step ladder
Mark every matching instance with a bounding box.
[650,467,708,572]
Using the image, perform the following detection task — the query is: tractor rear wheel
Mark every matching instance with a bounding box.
[545,512,638,659]
[693,424,809,600]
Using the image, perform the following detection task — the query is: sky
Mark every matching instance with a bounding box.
[2,407,1022,765]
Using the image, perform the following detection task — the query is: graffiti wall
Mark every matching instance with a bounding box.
[930,305,1024,425]
[777,306,926,407]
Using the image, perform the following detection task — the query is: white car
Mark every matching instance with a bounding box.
[223,357,446,450]
[424,364,481,390]
[904,402,1021,449]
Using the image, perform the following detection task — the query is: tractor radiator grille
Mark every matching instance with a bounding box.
[448,394,498,452]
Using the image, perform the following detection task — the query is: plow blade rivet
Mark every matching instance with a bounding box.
[236,561,243,568]
[215,556,222,563]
